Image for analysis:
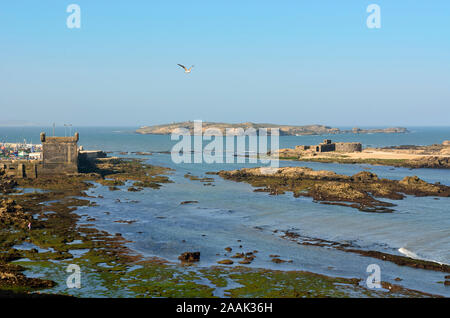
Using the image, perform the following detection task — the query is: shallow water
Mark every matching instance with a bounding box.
[1,126,450,152]
[2,126,450,296]
[74,151,449,296]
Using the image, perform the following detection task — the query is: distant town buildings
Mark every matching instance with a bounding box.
[0,143,42,160]
[1,132,107,179]
[1,133,80,178]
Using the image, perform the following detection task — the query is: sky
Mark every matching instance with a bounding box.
[0,0,449,127]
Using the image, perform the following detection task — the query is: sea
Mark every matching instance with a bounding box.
[1,126,449,296]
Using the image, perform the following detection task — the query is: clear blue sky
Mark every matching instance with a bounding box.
[1,0,449,127]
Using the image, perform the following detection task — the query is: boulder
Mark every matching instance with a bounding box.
[178,251,200,263]
[351,171,379,182]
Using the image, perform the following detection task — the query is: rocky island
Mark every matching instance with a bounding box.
[136,121,408,136]
[277,140,450,169]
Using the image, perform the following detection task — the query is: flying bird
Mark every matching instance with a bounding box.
[177,64,194,73]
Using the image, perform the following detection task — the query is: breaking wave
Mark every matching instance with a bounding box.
[398,247,448,265]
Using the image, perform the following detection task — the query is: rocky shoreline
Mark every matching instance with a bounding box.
[217,166,450,279]
[278,231,450,274]
[0,157,172,296]
[290,156,450,169]
[1,158,447,297]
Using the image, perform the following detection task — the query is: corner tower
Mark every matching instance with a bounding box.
[40,132,79,174]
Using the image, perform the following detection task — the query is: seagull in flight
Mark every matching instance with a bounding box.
[177,64,194,73]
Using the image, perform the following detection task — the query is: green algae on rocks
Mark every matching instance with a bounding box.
[0,159,443,298]
[0,157,172,294]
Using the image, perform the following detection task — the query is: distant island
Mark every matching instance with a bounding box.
[136,122,409,136]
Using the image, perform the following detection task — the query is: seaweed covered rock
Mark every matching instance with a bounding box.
[218,166,450,212]
[178,251,200,263]
[407,156,450,169]
[310,182,367,201]
[0,263,55,290]
[0,199,31,228]
[0,169,17,194]
[221,167,345,181]
[351,171,379,182]
[399,176,444,195]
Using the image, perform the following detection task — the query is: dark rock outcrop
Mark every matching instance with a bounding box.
[0,199,31,228]
[218,167,450,213]
[0,169,17,194]
[178,252,200,263]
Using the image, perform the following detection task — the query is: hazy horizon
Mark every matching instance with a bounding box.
[1,122,449,129]
[1,1,449,127]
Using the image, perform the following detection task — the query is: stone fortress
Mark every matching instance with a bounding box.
[296,139,362,153]
[277,139,362,158]
[40,132,79,174]
[1,133,105,179]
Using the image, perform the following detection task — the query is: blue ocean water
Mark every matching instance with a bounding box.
[1,126,449,151]
[82,151,450,296]
[1,126,450,296]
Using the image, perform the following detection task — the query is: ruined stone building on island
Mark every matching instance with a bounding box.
[296,139,362,153]
[277,139,362,158]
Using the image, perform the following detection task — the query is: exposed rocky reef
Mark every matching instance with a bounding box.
[217,167,450,213]
[279,231,450,273]
[86,157,173,190]
[0,169,16,194]
[0,157,172,294]
[0,157,443,297]
[0,199,32,229]
[381,143,450,155]
[403,156,450,169]
[293,156,450,169]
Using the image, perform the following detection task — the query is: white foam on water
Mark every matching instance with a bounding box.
[398,247,420,259]
[398,247,448,265]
